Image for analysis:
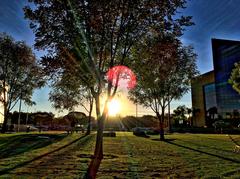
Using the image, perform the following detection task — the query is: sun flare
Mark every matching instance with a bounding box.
[108,99,121,116]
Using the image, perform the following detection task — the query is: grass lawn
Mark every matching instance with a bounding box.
[0,132,240,178]
[0,132,95,178]
[99,132,240,178]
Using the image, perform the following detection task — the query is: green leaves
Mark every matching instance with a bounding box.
[229,62,240,94]
[129,35,198,114]
[0,33,44,110]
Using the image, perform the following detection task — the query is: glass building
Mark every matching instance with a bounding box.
[212,39,240,118]
[203,83,217,112]
[192,39,240,126]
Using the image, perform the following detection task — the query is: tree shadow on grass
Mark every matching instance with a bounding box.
[176,138,237,154]
[152,138,176,142]
[0,133,67,159]
[0,134,89,176]
[165,140,240,164]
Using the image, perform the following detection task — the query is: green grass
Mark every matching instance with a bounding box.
[0,132,240,178]
[99,133,240,178]
[0,132,95,178]
[0,132,66,159]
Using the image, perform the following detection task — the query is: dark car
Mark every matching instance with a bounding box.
[132,127,150,138]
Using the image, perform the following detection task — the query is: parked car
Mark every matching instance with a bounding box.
[132,127,150,137]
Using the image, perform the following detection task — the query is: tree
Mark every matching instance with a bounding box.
[129,37,198,140]
[64,111,87,123]
[206,106,218,127]
[41,56,94,135]
[24,0,194,177]
[186,107,195,126]
[0,33,44,133]
[172,105,188,126]
[32,112,54,132]
[229,62,240,93]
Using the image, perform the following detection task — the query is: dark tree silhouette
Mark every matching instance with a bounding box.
[129,37,198,140]
[0,33,45,133]
[206,106,218,127]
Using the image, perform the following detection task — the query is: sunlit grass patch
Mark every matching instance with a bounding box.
[0,132,95,178]
[0,132,66,159]
[98,132,240,178]
[162,133,240,178]
[98,132,195,178]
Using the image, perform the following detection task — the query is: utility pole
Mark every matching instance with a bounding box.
[136,103,138,117]
[18,92,22,132]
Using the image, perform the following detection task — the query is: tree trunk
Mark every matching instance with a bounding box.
[157,111,165,141]
[86,100,93,135]
[168,101,172,133]
[86,114,91,135]
[86,118,104,179]
[86,96,108,178]
[159,121,165,141]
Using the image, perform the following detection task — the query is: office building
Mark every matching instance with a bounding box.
[191,39,240,126]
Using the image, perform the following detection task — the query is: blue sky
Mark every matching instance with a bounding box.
[181,0,240,73]
[1,0,240,116]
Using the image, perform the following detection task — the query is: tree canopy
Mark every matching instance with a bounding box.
[0,33,45,132]
[128,36,198,140]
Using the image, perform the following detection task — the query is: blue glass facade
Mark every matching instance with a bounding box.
[212,39,240,117]
[204,83,217,112]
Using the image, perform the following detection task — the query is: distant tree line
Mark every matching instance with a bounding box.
[6,111,93,130]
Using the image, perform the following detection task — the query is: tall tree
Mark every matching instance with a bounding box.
[0,33,44,133]
[24,0,194,177]
[129,37,198,140]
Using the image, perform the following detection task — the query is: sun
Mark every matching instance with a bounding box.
[108,99,121,116]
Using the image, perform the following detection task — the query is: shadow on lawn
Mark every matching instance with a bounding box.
[0,133,67,159]
[176,138,237,154]
[0,134,89,176]
[165,140,240,164]
[152,138,176,142]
